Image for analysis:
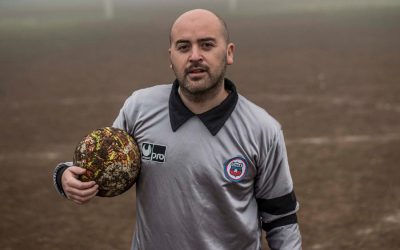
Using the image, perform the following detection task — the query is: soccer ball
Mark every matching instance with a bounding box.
[73,127,141,197]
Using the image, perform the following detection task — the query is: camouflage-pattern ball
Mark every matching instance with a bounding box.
[73,127,141,197]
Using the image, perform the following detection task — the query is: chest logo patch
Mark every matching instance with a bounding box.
[224,156,248,182]
[141,143,166,163]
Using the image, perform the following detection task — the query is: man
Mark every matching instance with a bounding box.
[53,9,302,250]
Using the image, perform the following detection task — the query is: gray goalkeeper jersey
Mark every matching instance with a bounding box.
[112,79,301,250]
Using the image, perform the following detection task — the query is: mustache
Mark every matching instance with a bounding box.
[185,63,209,74]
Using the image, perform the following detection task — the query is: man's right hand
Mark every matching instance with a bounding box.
[62,166,98,205]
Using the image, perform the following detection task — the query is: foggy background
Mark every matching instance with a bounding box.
[1,0,399,249]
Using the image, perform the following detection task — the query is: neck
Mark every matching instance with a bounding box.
[178,80,229,114]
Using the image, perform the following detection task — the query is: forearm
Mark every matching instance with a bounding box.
[265,221,302,250]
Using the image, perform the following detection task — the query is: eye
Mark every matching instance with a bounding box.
[201,42,215,50]
[176,43,190,52]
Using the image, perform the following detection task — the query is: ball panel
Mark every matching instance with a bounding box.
[73,127,141,197]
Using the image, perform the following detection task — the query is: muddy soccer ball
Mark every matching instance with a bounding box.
[73,127,141,197]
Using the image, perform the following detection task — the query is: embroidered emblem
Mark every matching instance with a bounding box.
[224,156,247,182]
[141,143,167,163]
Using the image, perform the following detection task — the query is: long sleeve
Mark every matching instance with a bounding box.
[265,223,302,250]
[255,129,302,249]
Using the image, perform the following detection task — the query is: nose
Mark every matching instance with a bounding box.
[189,46,202,62]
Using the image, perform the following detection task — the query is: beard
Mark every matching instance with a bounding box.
[172,57,227,101]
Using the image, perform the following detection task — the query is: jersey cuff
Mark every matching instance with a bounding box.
[53,163,70,197]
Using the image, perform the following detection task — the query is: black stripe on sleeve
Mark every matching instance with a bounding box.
[262,213,298,232]
[257,190,297,215]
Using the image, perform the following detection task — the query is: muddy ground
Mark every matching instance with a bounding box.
[0,2,399,249]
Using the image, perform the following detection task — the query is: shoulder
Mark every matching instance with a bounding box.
[122,84,171,109]
[128,84,171,102]
[114,83,171,134]
[234,94,282,135]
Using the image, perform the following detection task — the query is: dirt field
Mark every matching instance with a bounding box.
[1,1,399,249]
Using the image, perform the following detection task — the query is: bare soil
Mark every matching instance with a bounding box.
[1,3,399,250]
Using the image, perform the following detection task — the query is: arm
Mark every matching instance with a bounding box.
[255,129,302,250]
[259,192,301,250]
[53,91,136,204]
[264,222,301,250]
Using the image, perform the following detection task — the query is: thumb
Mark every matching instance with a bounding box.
[69,166,87,175]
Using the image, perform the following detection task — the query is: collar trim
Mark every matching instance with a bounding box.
[169,78,238,136]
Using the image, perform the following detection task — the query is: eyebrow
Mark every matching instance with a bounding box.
[198,37,217,43]
[175,37,217,45]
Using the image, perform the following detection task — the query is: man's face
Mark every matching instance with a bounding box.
[169,11,234,96]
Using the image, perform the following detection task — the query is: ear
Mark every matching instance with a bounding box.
[168,48,173,69]
[226,43,235,65]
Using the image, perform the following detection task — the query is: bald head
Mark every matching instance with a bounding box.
[169,9,230,45]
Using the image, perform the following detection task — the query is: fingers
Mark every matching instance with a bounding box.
[67,176,97,190]
[68,166,88,175]
[67,184,99,205]
[61,166,99,205]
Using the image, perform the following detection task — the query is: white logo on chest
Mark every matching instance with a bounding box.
[141,143,167,163]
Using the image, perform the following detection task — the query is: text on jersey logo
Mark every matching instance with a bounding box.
[141,143,167,163]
